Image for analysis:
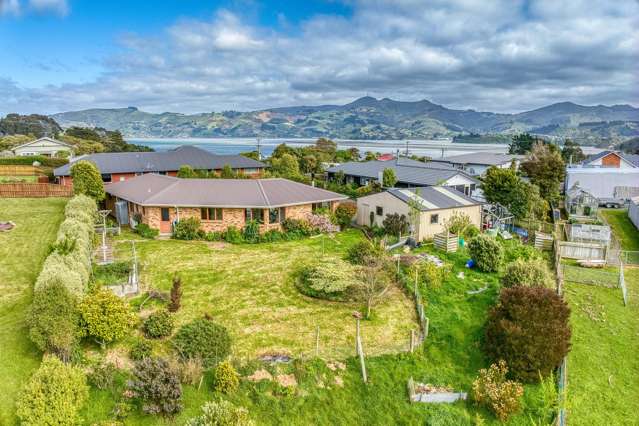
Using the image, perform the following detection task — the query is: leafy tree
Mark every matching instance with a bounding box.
[355,257,392,318]
[0,113,62,137]
[177,165,196,178]
[300,154,318,174]
[300,259,360,299]
[186,400,254,426]
[27,281,81,359]
[271,143,296,159]
[128,357,183,416]
[335,203,357,228]
[220,164,236,178]
[65,126,102,141]
[173,318,232,367]
[239,150,260,161]
[70,160,105,201]
[521,142,565,203]
[382,168,397,187]
[508,133,545,154]
[484,286,571,382]
[334,170,345,185]
[443,211,473,236]
[143,311,175,338]
[364,151,377,161]
[468,234,503,272]
[501,258,554,288]
[345,239,385,265]
[382,213,409,236]
[315,137,337,154]
[79,289,137,346]
[481,167,547,220]
[271,153,300,178]
[471,360,524,421]
[213,360,240,394]
[169,274,183,312]
[16,356,89,425]
[561,139,586,164]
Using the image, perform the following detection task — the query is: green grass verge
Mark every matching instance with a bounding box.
[600,209,639,251]
[0,198,67,425]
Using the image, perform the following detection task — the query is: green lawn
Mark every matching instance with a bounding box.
[0,198,67,425]
[0,175,38,183]
[83,239,553,425]
[600,209,639,251]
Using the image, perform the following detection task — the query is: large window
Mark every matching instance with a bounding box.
[269,207,285,223]
[312,202,329,212]
[245,208,264,223]
[201,208,223,221]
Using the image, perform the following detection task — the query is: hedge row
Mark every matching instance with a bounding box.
[0,155,69,167]
[34,195,97,297]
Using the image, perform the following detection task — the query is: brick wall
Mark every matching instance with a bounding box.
[285,204,312,220]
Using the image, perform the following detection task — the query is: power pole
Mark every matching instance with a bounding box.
[257,137,262,160]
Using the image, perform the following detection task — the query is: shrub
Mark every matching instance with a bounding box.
[468,234,504,272]
[382,213,409,236]
[299,259,360,299]
[27,281,81,358]
[335,203,357,228]
[471,360,524,421]
[260,229,284,242]
[204,231,222,241]
[501,258,553,288]
[185,400,254,426]
[168,357,204,386]
[484,286,571,382]
[306,213,339,233]
[173,217,201,240]
[410,260,450,288]
[130,339,153,361]
[89,362,118,390]
[282,218,312,235]
[70,160,105,201]
[345,239,385,265]
[503,240,541,263]
[143,311,175,339]
[80,289,137,346]
[16,356,89,425]
[34,252,86,297]
[135,223,158,239]
[443,211,474,237]
[168,274,183,313]
[173,318,232,367]
[128,357,183,416]
[214,360,240,394]
[223,226,244,243]
[242,220,260,243]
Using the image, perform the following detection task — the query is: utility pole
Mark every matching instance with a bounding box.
[257,137,262,160]
[405,140,409,156]
[98,210,111,264]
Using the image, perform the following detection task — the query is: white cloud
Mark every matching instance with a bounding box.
[1,0,638,115]
[28,0,68,16]
[0,0,20,15]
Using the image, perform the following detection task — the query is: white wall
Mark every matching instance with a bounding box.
[629,199,639,230]
[565,168,639,199]
[13,140,72,157]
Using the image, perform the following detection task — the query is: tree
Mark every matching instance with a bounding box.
[27,281,81,359]
[355,257,392,318]
[335,203,357,228]
[300,154,318,174]
[508,133,545,154]
[239,150,260,161]
[560,139,586,164]
[220,164,236,178]
[382,213,409,236]
[501,258,554,288]
[169,274,183,312]
[382,168,397,187]
[334,170,345,185]
[271,143,296,159]
[79,289,137,346]
[128,357,183,416]
[177,165,196,178]
[213,360,240,394]
[300,259,360,298]
[443,211,472,236]
[345,239,385,265]
[186,400,254,426]
[521,142,565,203]
[484,286,571,382]
[481,167,547,220]
[468,234,503,272]
[315,137,337,154]
[70,160,105,201]
[271,153,300,178]
[16,356,89,425]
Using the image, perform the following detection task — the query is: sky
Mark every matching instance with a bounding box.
[0,0,637,115]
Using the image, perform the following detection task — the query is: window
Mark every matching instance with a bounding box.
[269,208,286,223]
[201,208,223,221]
[119,176,126,182]
[158,171,167,175]
[430,214,439,224]
[376,206,383,216]
[245,208,263,223]
[161,208,170,221]
[101,173,112,183]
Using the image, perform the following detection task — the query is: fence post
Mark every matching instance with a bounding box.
[354,315,367,383]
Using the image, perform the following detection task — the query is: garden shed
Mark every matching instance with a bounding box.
[565,185,598,219]
[567,223,611,245]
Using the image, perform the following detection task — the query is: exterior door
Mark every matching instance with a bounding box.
[159,208,171,233]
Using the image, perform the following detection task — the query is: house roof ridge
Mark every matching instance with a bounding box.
[256,179,271,207]
[144,176,182,204]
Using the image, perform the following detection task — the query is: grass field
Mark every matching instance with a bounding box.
[0,198,67,425]
[600,208,639,251]
[83,239,554,425]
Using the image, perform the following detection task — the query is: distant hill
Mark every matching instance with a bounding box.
[50,98,639,144]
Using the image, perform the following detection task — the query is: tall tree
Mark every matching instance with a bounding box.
[560,139,586,164]
[481,166,547,220]
[70,160,105,201]
[520,143,565,203]
[382,168,397,187]
[509,133,545,154]
[271,153,300,178]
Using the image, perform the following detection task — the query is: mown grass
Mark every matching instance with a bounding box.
[84,239,554,425]
[0,198,67,425]
[600,208,639,251]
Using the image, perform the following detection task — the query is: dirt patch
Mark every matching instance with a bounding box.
[105,347,134,370]
[334,376,344,387]
[247,369,273,382]
[327,361,346,371]
[276,374,297,388]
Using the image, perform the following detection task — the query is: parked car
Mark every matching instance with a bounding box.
[598,198,624,208]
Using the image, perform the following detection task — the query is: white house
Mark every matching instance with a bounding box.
[565,151,639,200]
[428,153,524,176]
[629,197,639,230]
[356,186,482,241]
[12,137,74,157]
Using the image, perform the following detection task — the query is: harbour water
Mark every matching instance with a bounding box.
[127,137,603,158]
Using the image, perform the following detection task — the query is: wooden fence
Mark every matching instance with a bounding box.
[0,183,72,198]
[557,241,607,261]
[0,165,46,176]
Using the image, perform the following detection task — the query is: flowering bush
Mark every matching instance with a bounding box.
[306,213,339,233]
[471,360,524,421]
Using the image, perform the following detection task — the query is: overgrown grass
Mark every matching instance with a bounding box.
[600,208,639,251]
[0,198,67,425]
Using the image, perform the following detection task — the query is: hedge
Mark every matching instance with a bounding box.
[0,155,69,167]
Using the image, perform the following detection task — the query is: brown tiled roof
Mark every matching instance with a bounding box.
[105,174,347,208]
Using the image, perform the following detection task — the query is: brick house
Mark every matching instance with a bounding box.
[104,174,348,234]
[54,145,267,186]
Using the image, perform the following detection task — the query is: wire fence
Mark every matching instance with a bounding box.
[561,264,619,288]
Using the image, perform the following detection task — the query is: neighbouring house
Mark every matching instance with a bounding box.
[428,153,524,176]
[326,158,480,197]
[104,173,347,235]
[355,186,482,240]
[565,151,639,200]
[12,137,74,157]
[629,197,639,230]
[53,145,267,186]
[565,185,598,219]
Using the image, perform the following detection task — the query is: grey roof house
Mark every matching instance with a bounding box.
[54,145,266,185]
[326,158,480,196]
[428,153,524,176]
